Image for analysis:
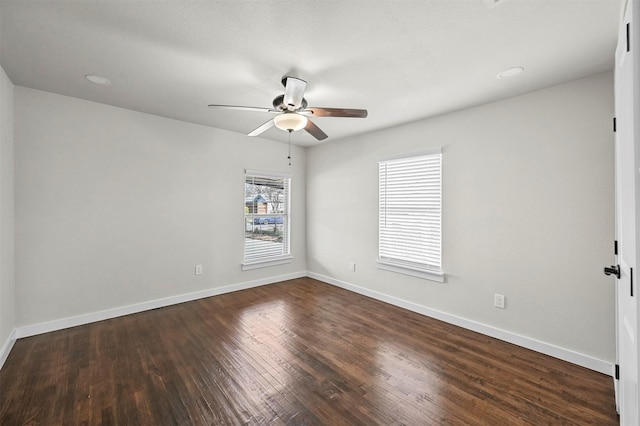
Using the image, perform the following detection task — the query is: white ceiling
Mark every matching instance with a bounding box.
[0,0,623,146]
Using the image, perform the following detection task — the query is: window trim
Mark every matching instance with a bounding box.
[376,259,445,282]
[242,255,293,271]
[377,149,444,282]
[242,169,292,270]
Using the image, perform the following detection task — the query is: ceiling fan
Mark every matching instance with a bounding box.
[208,76,368,141]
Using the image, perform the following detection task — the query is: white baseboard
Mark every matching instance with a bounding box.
[4,270,613,378]
[13,271,307,340]
[307,272,613,376]
[0,328,17,370]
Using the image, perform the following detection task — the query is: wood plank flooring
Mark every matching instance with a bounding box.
[0,277,618,425]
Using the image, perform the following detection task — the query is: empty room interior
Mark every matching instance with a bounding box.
[1,0,639,424]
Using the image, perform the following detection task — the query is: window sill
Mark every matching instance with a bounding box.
[376,260,445,283]
[242,256,293,271]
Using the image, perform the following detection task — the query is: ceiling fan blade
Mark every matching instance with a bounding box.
[304,119,328,141]
[248,119,275,137]
[283,77,307,110]
[304,107,368,118]
[208,104,279,113]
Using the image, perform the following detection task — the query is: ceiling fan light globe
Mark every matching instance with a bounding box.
[274,113,307,132]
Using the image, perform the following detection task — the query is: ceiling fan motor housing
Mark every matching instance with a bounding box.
[272,94,307,111]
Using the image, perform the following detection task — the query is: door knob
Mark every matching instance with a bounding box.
[604,265,621,279]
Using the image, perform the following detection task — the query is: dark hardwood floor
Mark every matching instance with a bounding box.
[0,277,618,425]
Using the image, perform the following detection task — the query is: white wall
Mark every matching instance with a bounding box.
[0,64,15,356]
[306,72,616,363]
[8,72,617,371]
[14,87,306,327]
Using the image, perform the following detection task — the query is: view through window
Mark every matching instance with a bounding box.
[244,171,290,265]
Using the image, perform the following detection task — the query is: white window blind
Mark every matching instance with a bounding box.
[378,151,442,275]
[244,171,291,265]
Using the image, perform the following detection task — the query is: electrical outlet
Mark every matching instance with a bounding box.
[494,294,505,309]
[195,264,203,275]
[349,262,356,272]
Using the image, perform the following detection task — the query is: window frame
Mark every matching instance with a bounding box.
[242,169,292,271]
[377,149,444,282]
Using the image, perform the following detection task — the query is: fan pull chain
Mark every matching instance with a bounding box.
[287,130,292,166]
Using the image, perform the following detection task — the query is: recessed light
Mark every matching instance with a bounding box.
[497,67,524,79]
[485,0,510,9]
[85,74,111,86]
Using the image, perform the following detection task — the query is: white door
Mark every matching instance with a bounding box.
[613,0,639,423]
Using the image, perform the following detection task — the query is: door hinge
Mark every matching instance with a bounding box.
[627,23,631,53]
[615,364,620,380]
[631,267,634,297]
[613,117,617,132]
[614,240,618,255]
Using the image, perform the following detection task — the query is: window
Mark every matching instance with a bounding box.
[378,150,443,282]
[243,170,291,270]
